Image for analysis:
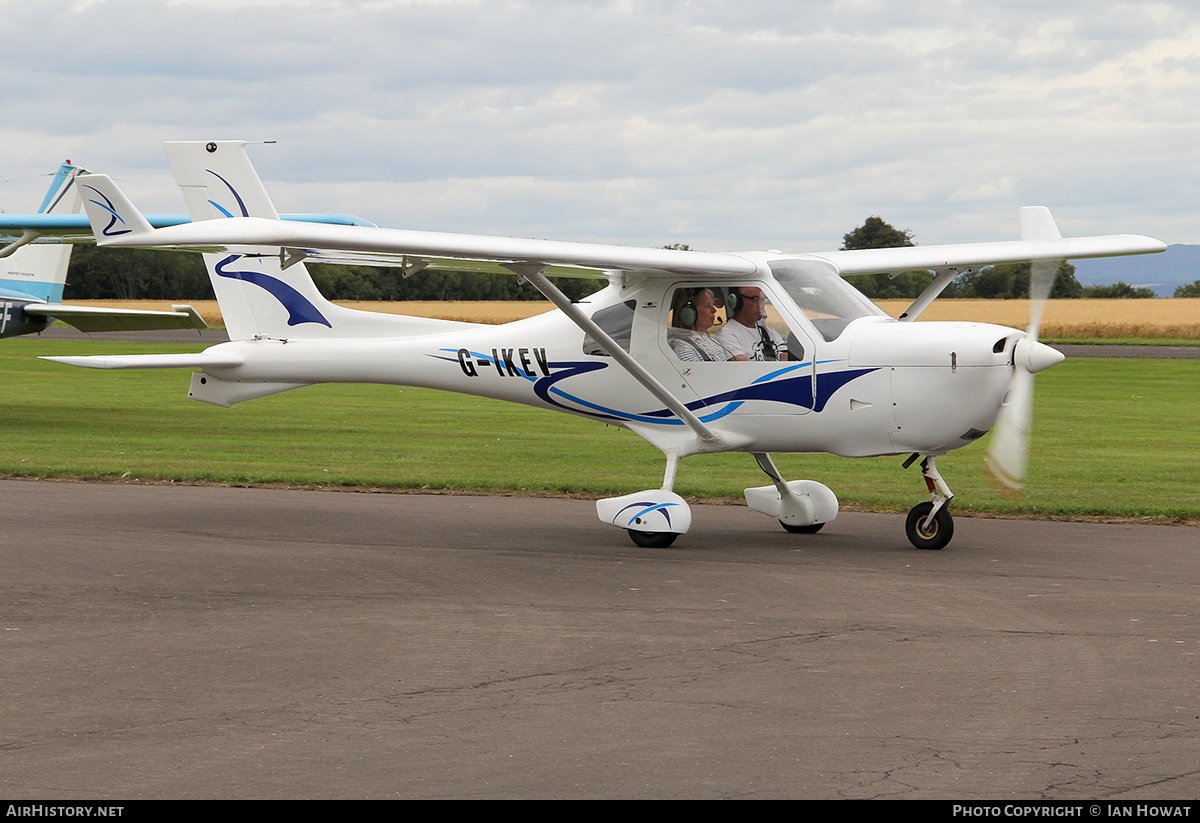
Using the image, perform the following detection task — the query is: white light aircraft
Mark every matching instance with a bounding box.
[48,141,1165,549]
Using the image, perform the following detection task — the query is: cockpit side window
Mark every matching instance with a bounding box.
[665,284,800,363]
[583,299,636,356]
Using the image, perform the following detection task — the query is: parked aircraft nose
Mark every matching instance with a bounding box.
[1013,338,1065,374]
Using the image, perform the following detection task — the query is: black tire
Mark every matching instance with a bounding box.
[905,502,953,550]
[627,529,678,549]
[781,521,824,534]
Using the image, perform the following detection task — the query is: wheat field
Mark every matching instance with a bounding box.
[71,297,1200,340]
[875,298,1200,340]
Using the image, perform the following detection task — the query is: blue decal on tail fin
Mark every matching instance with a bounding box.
[80,183,131,238]
[214,254,332,328]
[206,169,250,218]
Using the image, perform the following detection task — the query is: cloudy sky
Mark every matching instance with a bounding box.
[2,0,1197,252]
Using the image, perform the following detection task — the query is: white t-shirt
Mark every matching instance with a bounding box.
[715,320,785,361]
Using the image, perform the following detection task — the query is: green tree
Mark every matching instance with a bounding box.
[1173,279,1200,298]
[1081,281,1155,298]
[65,247,213,300]
[841,216,915,250]
[947,261,1082,299]
[840,216,932,299]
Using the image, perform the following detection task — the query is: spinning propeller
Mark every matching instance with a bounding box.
[985,208,1067,491]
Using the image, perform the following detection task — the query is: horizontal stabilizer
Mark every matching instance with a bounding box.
[41,351,242,370]
[23,303,208,333]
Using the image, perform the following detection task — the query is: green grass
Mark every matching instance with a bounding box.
[2,341,1197,523]
[1044,337,1200,347]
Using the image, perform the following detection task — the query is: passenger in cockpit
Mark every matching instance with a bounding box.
[668,288,743,362]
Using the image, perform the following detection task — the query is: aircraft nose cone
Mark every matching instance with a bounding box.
[1014,338,1065,374]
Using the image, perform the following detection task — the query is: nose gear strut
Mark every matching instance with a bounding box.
[902,454,955,550]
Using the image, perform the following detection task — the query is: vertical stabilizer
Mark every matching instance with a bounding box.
[39,161,86,216]
[0,162,84,304]
[163,141,338,340]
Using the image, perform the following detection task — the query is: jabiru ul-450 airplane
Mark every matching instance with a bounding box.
[45,141,1165,549]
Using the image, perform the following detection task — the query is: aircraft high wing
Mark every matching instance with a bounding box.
[46,140,1166,550]
[65,176,1161,286]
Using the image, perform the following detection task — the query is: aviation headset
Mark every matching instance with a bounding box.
[672,288,703,328]
[725,287,745,315]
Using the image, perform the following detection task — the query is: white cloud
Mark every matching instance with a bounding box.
[1,0,1198,248]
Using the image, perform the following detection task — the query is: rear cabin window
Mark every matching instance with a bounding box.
[582,300,636,356]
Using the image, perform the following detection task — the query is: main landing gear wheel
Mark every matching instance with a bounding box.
[780,521,824,534]
[627,529,678,549]
[905,502,953,550]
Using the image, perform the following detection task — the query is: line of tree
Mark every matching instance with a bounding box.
[62,246,605,302]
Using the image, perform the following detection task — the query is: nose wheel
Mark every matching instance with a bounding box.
[903,454,955,550]
[905,501,953,550]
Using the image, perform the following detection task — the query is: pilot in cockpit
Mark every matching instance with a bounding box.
[715,287,788,362]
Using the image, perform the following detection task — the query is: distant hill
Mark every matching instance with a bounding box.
[1072,244,1200,297]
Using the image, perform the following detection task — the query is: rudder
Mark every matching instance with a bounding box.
[164,141,339,341]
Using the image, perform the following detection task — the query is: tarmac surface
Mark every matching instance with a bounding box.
[3,478,1198,799]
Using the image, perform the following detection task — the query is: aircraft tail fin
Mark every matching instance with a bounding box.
[162,140,474,341]
[79,174,156,243]
[39,161,86,215]
[163,140,336,340]
[0,162,86,304]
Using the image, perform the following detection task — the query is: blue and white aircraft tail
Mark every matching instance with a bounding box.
[160,140,476,342]
[1,161,207,337]
[72,141,479,405]
[1,162,81,336]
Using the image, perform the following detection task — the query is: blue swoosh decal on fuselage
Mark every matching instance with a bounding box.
[430,350,878,425]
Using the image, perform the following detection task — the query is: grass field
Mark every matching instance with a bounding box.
[67,297,1200,341]
[2,340,1196,523]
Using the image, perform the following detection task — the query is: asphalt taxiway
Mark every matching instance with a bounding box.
[3,479,1197,799]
